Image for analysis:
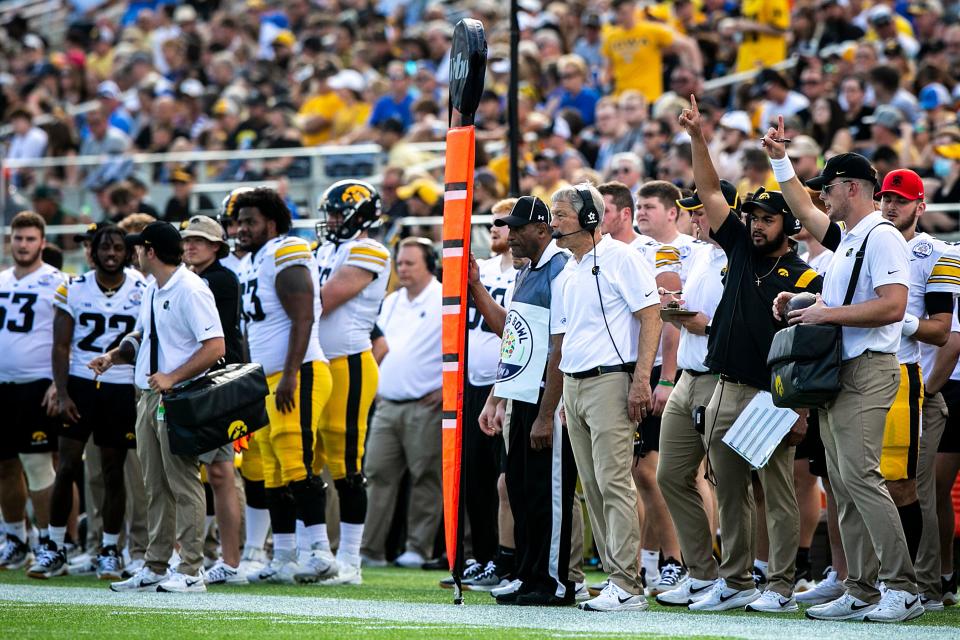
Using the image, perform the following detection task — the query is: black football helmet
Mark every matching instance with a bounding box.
[218,186,255,223]
[317,179,382,244]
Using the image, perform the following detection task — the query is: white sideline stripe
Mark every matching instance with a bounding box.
[0,585,953,640]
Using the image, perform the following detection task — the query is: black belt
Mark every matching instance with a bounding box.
[684,369,712,378]
[567,363,635,380]
[719,374,748,385]
[386,396,423,405]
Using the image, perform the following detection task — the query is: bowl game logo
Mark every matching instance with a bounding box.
[497,309,533,381]
[912,241,933,259]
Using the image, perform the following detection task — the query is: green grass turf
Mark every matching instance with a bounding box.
[0,566,956,633]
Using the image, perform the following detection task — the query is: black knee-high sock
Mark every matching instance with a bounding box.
[896,500,923,562]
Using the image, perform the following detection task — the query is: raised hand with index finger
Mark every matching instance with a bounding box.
[760,115,788,160]
[678,94,702,136]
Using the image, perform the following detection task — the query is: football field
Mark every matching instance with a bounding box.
[1,569,958,639]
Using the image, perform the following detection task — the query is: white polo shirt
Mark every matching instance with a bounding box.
[134,265,225,391]
[677,245,726,373]
[377,278,443,401]
[822,212,909,361]
[555,235,660,373]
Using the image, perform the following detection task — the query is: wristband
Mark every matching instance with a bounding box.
[770,156,796,183]
[901,313,920,337]
[657,379,675,388]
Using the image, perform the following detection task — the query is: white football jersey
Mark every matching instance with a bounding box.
[241,236,326,375]
[221,251,245,277]
[898,234,960,365]
[467,256,517,386]
[315,238,391,359]
[0,264,65,383]
[53,269,146,384]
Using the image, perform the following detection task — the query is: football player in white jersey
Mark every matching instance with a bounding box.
[27,225,144,580]
[311,180,391,585]
[0,213,65,570]
[635,180,707,593]
[234,187,335,584]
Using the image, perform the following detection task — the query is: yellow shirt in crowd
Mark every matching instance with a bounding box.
[735,0,790,73]
[299,91,345,146]
[331,102,372,141]
[601,20,676,103]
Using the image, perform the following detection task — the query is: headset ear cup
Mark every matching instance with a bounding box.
[576,187,599,232]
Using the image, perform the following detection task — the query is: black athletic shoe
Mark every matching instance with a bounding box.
[752,564,767,589]
[515,590,576,607]
[943,574,958,607]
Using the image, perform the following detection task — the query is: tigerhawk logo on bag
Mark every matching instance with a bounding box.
[774,375,784,398]
[228,420,249,440]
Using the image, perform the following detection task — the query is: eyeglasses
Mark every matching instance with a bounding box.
[613,166,633,174]
[821,180,854,195]
[642,131,659,138]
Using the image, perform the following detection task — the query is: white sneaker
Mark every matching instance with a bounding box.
[805,593,877,620]
[491,579,522,598]
[578,580,649,612]
[656,576,718,607]
[648,560,686,596]
[394,550,425,568]
[294,548,338,584]
[122,558,146,579]
[157,571,207,593]
[796,568,845,605]
[574,582,590,602]
[110,566,168,592]
[319,561,362,586]
[863,588,924,623]
[238,547,267,579]
[688,580,760,611]
[744,589,798,613]
[256,552,300,585]
[795,577,817,593]
[205,560,249,585]
[920,595,943,612]
[359,553,387,568]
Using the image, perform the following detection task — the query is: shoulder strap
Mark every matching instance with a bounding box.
[149,290,159,376]
[843,221,894,306]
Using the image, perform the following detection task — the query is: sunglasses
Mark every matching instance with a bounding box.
[821,180,854,195]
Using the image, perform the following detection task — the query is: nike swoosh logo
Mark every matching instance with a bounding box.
[887,270,899,274]
[645,290,655,296]
[204,325,214,331]
[689,584,711,594]
[905,596,919,608]
[719,591,738,602]
[617,595,637,603]
[850,602,873,610]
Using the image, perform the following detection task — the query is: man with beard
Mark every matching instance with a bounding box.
[233,188,334,584]
[678,97,822,613]
[27,226,145,580]
[766,123,921,622]
[0,213,65,570]
[470,196,576,606]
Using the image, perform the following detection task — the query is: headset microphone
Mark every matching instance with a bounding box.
[551,229,585,240]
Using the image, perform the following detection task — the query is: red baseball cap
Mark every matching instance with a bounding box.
[876,169,924,201]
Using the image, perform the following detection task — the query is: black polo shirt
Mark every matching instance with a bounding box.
[705,213,823,390]
[198,260,244,365]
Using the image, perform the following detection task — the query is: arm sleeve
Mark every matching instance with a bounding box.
[346,241,390,276]
[926,252,960,294]
[654,245,682,275]
[866,227,910,289]
[709,212,748,256]
[821,222,844,252]
[188,286,225,342]
[273,238,315,273]
[925,291,954,316]
[550,270,569,335]
[52,281,71,315]
[655,23,676,47]
[616,250,660,312]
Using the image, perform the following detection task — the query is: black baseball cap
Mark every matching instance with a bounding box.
[804,152,880,191]
[677,180,740,212]
[494,196,550,227]
[125,221,182,255]
[73,221,111,243]
[742,188,802,235]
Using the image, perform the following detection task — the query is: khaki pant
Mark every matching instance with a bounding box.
[819,352,917,601]
[360,398,442,560]
[563,373,641,594]
[136,390,205,577]
[657,372,720,582]
[916,391,948,599]
[706,380,798,596]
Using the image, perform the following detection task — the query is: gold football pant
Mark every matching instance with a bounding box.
[259,361,333,489]
[313,351,379,480]
[880,363,923,481]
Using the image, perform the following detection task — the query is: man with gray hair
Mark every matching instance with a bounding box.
[549,183,662,612]
[608,152,643,198]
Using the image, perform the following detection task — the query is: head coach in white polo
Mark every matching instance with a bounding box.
[549,183,662,612]
[765,121,921,623]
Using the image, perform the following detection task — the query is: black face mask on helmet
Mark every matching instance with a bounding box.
[316,179,383,244]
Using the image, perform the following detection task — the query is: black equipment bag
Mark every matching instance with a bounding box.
[163,363,269,456]
[767,222,893,408]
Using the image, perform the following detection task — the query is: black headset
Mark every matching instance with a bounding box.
[398,237,438,275]
[576,186,601,231]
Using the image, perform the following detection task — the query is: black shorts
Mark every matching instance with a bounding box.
[0,379,60,460]
[636,366,662,457]
[60,377,137,450]
[938,379,960,454]
[796,410,828,478]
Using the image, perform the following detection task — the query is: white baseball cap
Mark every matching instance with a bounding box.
[719,110,752,136]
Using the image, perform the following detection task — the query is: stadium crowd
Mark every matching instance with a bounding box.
[1,0,960,626]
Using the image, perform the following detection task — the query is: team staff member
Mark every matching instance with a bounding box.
[469,197,576,606]
[94,221,225,593]
[234,188,334,585]
[550,184,662,612]
[766,126,921,622]
[679,99,821,614]
[27,226,144,581]
[313,180,391,585]
[0,212,64,570]
[655,182,739,606]
[876,170,958,608]
[360,238,443,569]
[180,215,247,586]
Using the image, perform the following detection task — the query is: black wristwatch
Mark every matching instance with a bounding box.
[705,324,711,336]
